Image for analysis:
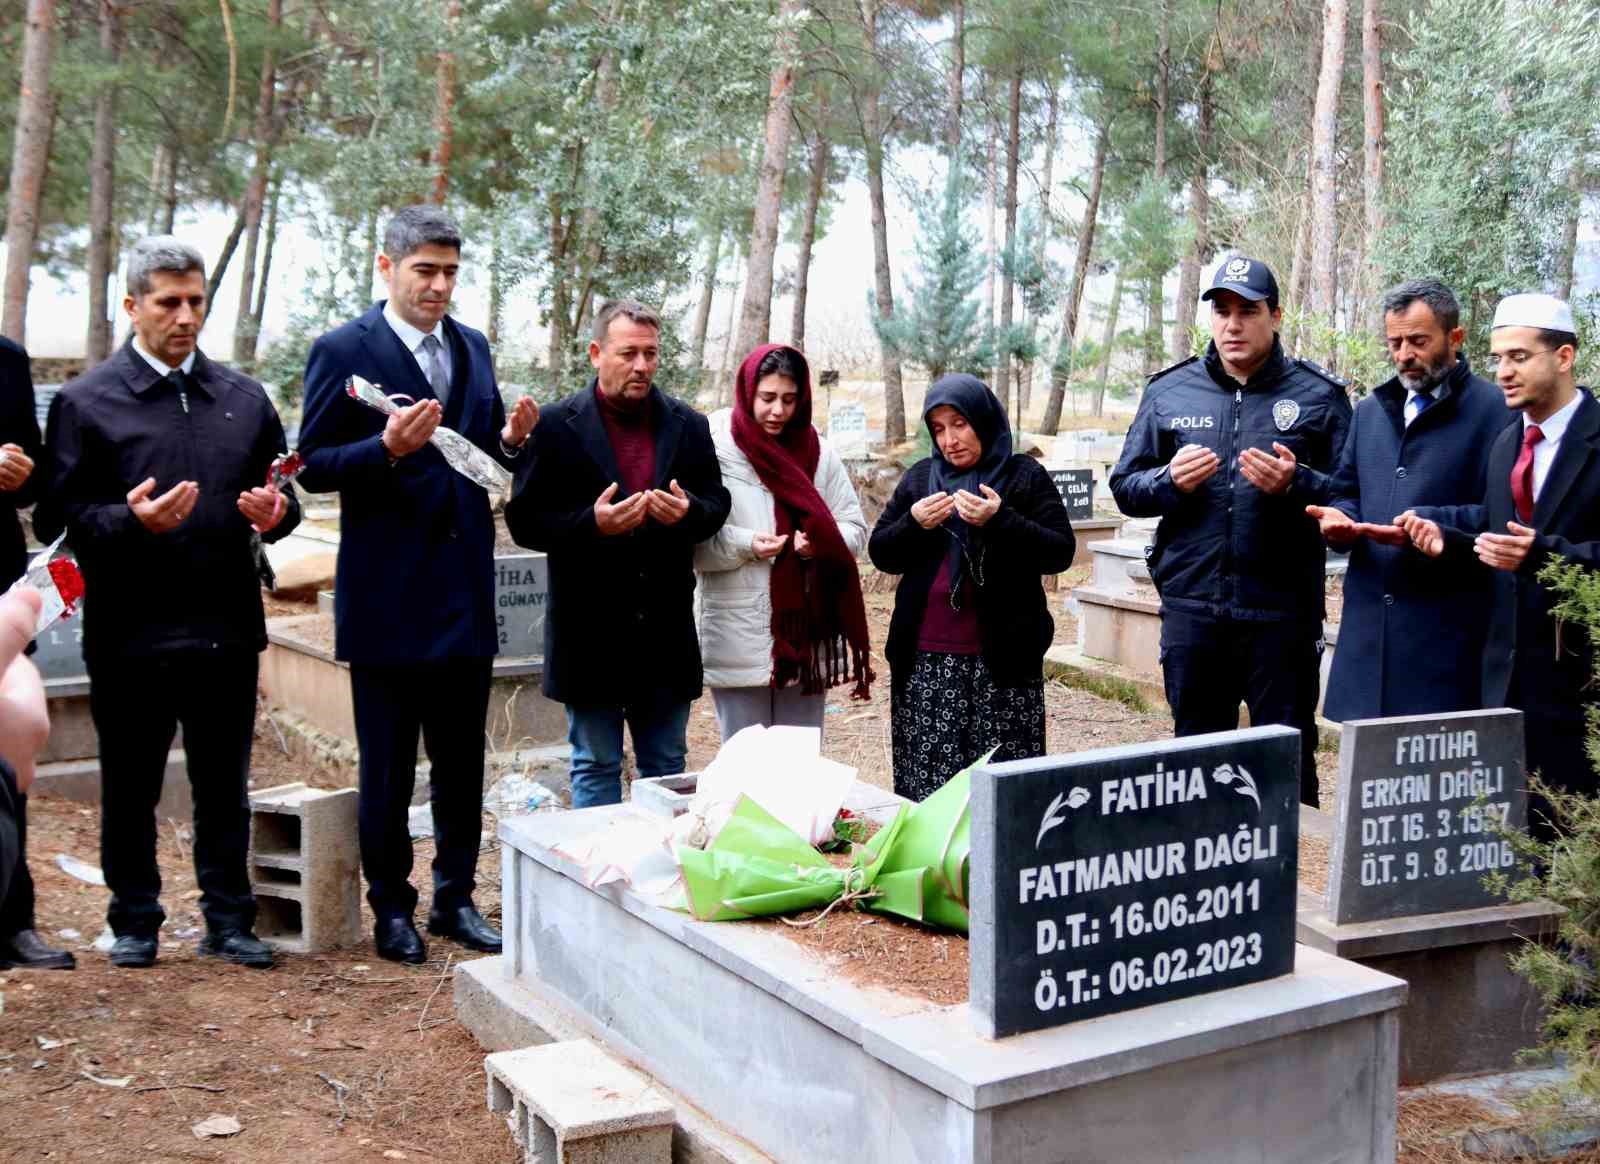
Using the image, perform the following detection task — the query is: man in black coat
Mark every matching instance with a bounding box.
[38,236,300,969]
[1309,280,1512,721]
[297,206,539,964]
[0,336,72,970]
[506,300,730,808]
[1401,293,1600,830]
[1111,257,1352,806]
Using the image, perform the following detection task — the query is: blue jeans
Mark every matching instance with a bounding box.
[566,701,692,808]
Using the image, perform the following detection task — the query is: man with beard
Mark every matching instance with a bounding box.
[1307,279,1511,720]
[1400,293,1600,823]
[505,300,729,808]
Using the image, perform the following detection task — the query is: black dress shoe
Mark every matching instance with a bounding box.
[427,905,502,953]
[109,934,158,968]
[374,917,427,964]
[0,929,75,970]
[197,930,274,969]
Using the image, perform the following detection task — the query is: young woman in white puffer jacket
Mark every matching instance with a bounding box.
[694,344,872,742]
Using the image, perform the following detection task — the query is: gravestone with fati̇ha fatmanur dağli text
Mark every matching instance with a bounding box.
[970,726,1301,1038]
[1327,708,1525,925]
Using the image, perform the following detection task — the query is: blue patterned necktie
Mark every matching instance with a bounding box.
[1407,389,1433,427]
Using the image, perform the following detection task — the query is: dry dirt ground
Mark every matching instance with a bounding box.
[0,577,1521,1161]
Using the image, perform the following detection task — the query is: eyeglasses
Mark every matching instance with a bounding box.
[1485,348,1558,372]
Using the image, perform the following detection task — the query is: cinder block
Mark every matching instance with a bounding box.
[485,1039,674,1164]
[248,782,361,954]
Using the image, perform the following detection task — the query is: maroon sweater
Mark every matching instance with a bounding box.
[916,557,982,654]
[596,385,656,495]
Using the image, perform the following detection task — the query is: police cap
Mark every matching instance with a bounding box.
[1202,255,1279,305]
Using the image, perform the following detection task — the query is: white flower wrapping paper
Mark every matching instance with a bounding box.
[553,725,859,903]
[13,530,75,634]
[346,375,512,499]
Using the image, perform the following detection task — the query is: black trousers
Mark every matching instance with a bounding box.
[1160,611,1323,806]
[0,789,28,934]
[1509,666,1595,842]
[89,649,259,937]
[350,657,491,921]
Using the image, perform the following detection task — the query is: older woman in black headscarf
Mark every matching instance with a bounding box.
[869,375,1075,801]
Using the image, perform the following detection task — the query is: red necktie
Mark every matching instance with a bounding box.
[1511,424,1544,523]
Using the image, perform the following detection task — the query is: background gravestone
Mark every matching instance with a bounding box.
[828,402,868,458]
[494,552,548,659]
[1327,708,1525,924]
[1048,468,1095,521]
[32,605,86,680]
[971,725,1301,1038]
[34,383,60,433]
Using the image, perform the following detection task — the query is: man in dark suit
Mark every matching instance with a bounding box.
[1308,279,1512,721]
[505,300,729,808]
[297,206,538,964]
[39,235,300,969]
[1400,293,1600,829]
[0,336,72,970]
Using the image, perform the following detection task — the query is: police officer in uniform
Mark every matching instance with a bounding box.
[1110,256,1352,806]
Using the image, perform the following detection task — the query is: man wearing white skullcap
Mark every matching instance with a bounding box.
[1398,292,1600,831]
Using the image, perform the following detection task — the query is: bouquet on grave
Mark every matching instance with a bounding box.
[346,375,512,500]
[675,752,979,935]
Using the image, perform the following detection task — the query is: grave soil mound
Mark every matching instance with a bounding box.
[762,909,970,1007]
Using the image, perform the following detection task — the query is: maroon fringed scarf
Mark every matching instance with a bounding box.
[731,344,874,699]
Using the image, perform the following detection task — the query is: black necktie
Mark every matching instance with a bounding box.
[167,368,191,414]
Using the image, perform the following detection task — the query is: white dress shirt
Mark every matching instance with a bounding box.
[131,336,196,377]
[1527,391,1583,501]
[382,301,452,389]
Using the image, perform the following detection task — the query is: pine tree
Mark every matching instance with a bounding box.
[874,163,993,383]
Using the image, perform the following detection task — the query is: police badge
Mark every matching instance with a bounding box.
[1224,257,1251,281]
[1272,399,1300,431]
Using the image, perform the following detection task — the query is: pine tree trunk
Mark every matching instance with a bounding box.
[1043,118,1107,435]
[792,127,830,352]
[1558,160,1585,301]
[487,215,503,348]
[718,270,744,407]
[2,0,57,344]
[1145,0,1171,372]
[429,0,461,204]
[859,0,905,445]
[87,0,123,364]
[983,122,997,385]
[997,68,1022,418]
[1173,69,1214,362]
[547,165,576,382]
[232,0,282,365]
[1017,85,1057,415]
[690,224,721,385]
[1288,153,1314,312]
[252,172,280,328]
[574,0,627,329]
[159,144,178,234]
[1309,0,1349,330]
[734,0,804,357]
[1094,269,1124,418]
[1360,0,1385,333]
[945,0,964,155]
